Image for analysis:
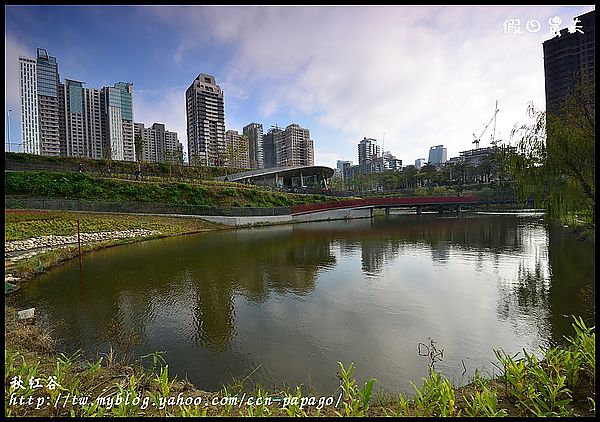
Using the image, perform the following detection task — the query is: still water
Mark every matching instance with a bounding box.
[19,213,595,395]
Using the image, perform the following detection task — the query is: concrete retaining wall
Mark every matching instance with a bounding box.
[292,208,372,223]
[198,215,293,226]
[198,208,373,226]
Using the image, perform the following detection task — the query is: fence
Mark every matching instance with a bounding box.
[4,196,292,217]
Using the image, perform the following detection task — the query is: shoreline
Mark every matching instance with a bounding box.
[4,209,595,417]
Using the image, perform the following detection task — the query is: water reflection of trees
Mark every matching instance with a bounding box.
[312,215,529,275]
[496,257,551,336]
[546,225,595,345]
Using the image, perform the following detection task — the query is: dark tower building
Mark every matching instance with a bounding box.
[543,10,595,116]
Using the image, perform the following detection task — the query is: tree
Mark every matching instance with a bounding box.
[401,165,418,190]
[134,133,144,163]
[509,81,595,224]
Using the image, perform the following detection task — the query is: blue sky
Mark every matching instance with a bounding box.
[5,5,595,167]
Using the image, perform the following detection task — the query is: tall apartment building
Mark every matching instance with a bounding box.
[225,129,249,168]
[134,122,182,164]
[428,145,447,165]
[186,73,226,166]
[102,82,135,161]
[358,138,381,166]
[262,125,282,168]
[275,123,314,167]
[59,79,103,159]
[543,10,595,116]
[243,122,264,169]
[18,48,136,161]
[18,56,39,154]
[19,48,61,156]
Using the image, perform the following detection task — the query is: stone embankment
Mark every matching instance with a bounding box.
[5,229,161,259]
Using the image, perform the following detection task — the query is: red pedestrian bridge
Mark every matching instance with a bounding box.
[291,196,480,215]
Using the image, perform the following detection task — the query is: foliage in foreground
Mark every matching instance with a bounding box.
[509,82,595,226]
[4,317,595,417]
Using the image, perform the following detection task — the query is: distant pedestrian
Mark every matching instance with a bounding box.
[78,163,83,173]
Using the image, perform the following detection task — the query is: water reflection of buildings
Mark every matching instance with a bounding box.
[187,227,336,351]
[360,240,401,276]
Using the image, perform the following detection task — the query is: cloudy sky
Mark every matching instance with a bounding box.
[5,5,595,167]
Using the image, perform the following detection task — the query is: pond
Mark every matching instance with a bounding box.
[18,213,595,395]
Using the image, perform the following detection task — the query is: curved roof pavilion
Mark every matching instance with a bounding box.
[216,165,335,188]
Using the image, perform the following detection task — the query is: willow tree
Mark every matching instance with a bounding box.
[509,82,595,225]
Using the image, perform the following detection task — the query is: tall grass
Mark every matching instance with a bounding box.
[4,317,595,417]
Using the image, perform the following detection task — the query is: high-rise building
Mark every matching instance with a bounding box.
[358,138,380,166]
[60,79,103,159]
[382,151,402,171]
[262,125,282,168]
[543,10,595,116]
[276,123,314,167]
[36,48,61,156]
[336,160,353,179]
[225,129,249,168]
[102,82,135,161]
[134,122,182,164]
[415,158,427,169]
[18,56,39,155]
[428,145,447,165]
[19,48,136,161]
[19,48,61,156]
[186,73,226,166]
[243,122,263,169]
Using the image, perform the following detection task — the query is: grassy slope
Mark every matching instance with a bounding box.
[5,171,342,208]
[4,210,227,281]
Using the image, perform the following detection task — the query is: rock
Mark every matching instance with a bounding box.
[17,308,35,321]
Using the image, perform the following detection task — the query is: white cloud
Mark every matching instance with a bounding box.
[134,87,188,152]
[140,5,594,168]
[314,149,345,168]
[5,32,34,146]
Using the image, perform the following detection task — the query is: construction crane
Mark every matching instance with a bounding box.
[473,100,499,149]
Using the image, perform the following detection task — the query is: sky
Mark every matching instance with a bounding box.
[4,5,595,168]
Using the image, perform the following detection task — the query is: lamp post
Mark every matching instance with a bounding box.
[7,109,12,153]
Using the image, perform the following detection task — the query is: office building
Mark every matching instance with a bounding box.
[415,158,427,169]
[186,73,226,166]
[225,129,249,168]
[543,10,595,116]
[428,145,447,165]
[276,123,314,167]
[134,122,182,164]
[243,122,264,169]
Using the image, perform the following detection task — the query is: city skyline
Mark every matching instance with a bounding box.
[5,5,595,168]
